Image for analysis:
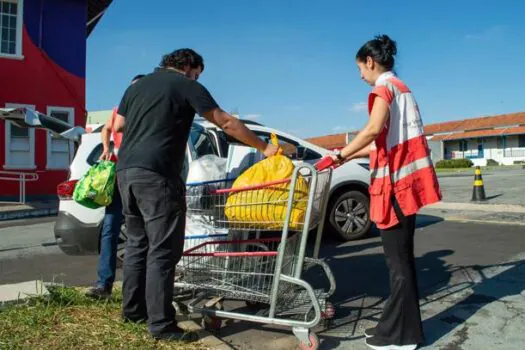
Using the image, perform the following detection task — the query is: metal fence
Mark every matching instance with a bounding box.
[0,171,39,204]
[503,148,525,158]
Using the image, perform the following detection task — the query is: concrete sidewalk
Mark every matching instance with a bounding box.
[0,200,58,221]
[317,252,525,349]
[421,201,525,226]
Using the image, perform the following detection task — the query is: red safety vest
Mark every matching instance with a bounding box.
[368,72,442,229]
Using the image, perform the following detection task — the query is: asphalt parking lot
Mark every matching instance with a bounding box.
[437,168,525,206]
[1,215,524,349]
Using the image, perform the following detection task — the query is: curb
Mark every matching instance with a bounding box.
[421,203,525,226]
[178,320,233,349]
[0,208,58,222]
[442,216,525,226]
[426,201,525,213]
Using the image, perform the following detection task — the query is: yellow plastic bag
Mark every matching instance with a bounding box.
[224,134,309,230]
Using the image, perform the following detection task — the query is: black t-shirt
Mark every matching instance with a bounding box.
[116,68,219,178]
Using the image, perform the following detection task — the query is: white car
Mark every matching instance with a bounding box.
[199,119,372,241]
[0,108,371,263]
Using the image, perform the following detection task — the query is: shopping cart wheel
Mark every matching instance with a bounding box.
[201,301,223,332]
[306,301,335,321]
[299,333,319,350]
[201,315,222,332]
[322,301,336,320]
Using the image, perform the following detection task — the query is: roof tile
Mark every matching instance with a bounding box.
[424,112,525,135]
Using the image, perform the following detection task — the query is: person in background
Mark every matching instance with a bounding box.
[113,49,279,341]
[85,74,145,300]
[331,35,441,350]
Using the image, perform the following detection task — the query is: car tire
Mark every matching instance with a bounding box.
[328,190,371,241]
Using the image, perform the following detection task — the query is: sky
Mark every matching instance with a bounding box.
[86,0,525,138]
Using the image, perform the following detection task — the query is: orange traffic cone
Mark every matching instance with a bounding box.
[471,166,486,201]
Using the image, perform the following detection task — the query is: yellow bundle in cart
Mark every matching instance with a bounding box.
[224,151,310,230]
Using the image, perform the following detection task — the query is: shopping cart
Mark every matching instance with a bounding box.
[175,158,338,350]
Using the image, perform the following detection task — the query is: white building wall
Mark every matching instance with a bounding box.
[443,135,525,166]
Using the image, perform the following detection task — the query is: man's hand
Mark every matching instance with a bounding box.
[99,148,112,161]
[263,143,280,158]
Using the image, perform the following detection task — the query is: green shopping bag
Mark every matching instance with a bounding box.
[73,161,116,209]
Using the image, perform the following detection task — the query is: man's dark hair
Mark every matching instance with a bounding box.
[131,74,145,82]
[160,48,204,71]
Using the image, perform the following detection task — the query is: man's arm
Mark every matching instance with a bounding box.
[188,82,278,157]
[201,108,278,156]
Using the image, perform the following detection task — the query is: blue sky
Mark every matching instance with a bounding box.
[86,0,525,138]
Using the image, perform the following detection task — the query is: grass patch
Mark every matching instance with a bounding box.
[0,285,205,350]
[435,165,525,173]
[435,167,472,173]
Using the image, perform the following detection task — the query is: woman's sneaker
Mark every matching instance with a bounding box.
[364,327,376,338]
[365,336,417,350]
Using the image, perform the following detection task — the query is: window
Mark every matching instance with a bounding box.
[190,128,218,159]
[255,132,322,161]
[519,135,525,148]
[4,103,35,169]
[497,136,506,149]
[46,106,74,169]
[0,0,23,58]
[87,142,114,166]
[459,139,468,152]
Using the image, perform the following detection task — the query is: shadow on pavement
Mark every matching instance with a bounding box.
[421,259,525,347]
[317,251,525,349]
[416,214,445,229]
[484,193,503,201]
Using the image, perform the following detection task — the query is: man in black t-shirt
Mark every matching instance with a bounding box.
[113,48,278,341]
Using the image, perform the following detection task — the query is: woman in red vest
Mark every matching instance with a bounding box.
[332,35,441,350]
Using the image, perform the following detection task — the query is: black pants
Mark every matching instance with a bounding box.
[375,198,424,345]
[117,168,186,335]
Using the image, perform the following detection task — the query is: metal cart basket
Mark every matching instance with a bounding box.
[176,162,336,350]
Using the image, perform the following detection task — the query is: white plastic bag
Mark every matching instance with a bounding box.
[186,155,227,210]
[186,154,227,184]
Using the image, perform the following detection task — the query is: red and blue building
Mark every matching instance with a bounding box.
[0,0,112,200]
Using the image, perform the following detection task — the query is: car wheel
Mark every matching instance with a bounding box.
[116,222,127,268]
[328,190,371,241]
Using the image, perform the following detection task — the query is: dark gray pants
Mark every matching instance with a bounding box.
[117,168,186,335]
[375,197,424,345]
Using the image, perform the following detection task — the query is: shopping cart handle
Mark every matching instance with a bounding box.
[315,156,340,171]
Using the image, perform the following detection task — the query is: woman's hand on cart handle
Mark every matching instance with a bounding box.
[330,150,346,165]
[315,156,340,171]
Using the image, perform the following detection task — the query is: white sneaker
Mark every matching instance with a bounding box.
[365,337,418,350]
